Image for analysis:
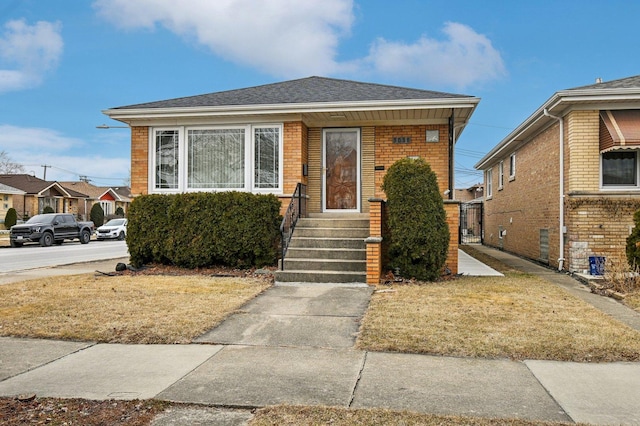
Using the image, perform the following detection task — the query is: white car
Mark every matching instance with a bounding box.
[96,218,127,241]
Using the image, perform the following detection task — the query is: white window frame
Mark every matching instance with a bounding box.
[498,161,504,190]
[509,153,516,180]
[486,168,493,199]
[600,149,640,190]
[149,124,283,194]
[151,127,181,193]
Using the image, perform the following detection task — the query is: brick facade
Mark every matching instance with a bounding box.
[483,108,640,272]
[130,126,149,196]
[484,123,562,266]
[130,121,458,282]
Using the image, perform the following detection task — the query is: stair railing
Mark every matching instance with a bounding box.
[280,183,307,270]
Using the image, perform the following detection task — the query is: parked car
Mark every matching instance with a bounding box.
[96,218,127,241]
[10,213,94,247]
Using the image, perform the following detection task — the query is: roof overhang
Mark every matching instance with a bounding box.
[474,88,640,170]
[103,97,480,143]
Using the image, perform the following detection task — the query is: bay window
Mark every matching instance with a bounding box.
[151,125,282,193]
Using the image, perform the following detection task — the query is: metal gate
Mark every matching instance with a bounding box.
[460,202,483,244]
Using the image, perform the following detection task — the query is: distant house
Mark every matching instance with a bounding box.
[455,183,484,202]
[102,76,479,282]
[476,75,640,273]
[0,182,25,228]
[59,181,132,218]
[0,174,87,219]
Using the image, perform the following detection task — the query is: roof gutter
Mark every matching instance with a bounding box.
[103,97,480,121]
[543,108,565,271]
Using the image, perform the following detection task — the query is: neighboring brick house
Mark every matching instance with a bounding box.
[476,75,640,273]
[0,183,25,229]
[455,183,484,202]
[103,77,479,282]
[60,181,132,219]
[0,174,87,219]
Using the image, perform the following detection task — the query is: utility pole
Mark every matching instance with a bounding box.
[41,164,51,180]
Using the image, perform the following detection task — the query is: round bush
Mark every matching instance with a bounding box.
[42,206,54,214]
[381,157,450,281]
[90,203,105,227]
[4,207,17,229]
[115,206,125,217]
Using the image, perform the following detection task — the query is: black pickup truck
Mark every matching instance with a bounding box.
[10,213,94,247]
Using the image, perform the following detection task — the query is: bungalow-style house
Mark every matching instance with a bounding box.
[475,75,640,274]
[103,76,479,283]
[0,182,25,229]
[59,181,132,218]
[0,174,87,219]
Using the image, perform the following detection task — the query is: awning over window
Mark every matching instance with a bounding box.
[600,110,640,152]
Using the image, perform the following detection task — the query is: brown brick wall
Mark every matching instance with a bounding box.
[484,123,562,267]
[374,125,450,198]
[131,126,149,196]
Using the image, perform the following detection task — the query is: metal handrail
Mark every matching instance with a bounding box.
[280,183,307,270]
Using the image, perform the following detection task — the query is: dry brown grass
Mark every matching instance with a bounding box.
[0,273,270,343]
[357,272,640,362]
[250,405,580,426]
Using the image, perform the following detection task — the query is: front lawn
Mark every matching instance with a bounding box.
[0,271,270,343]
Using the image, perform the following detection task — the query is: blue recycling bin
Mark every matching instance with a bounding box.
[589,256,605,275]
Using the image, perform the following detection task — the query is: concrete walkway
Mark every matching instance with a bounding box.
[1,253,640,425]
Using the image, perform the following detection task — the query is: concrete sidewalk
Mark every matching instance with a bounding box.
[1,252,640,425]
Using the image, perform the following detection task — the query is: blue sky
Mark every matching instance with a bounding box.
[1,0,639,188]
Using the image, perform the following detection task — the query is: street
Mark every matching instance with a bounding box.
[0,240,129,273]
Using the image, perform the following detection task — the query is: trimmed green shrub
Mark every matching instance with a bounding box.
[42,206,54,214]
[4,207,17,229]
[626,209,640,267]
[127,192,281,269]
[90,203,105,227]
[381,157,449,281]
[115,206,125,217]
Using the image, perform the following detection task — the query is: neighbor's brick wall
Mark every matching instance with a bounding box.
[566,110,600,193]
[483,122,562,267]
[566,197,639,272]
[131,126,149,196]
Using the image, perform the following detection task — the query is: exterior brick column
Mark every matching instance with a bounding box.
[366,198,386,285]
[443,200,460,275]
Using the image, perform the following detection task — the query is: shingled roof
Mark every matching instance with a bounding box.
[567,75,640,91]
[112,76,472,110]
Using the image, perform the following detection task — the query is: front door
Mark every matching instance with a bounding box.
[323,128,360,212]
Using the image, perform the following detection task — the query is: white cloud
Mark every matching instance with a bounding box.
[0,125,129,184]
[93,0,355,77]
[93,1,505,89]
[364,22,506,89]
[0,19,64,93]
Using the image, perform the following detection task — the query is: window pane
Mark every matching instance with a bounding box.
[602,151,637,186]
[155,130,179,189]
[254,127,279,189]
[188,129,245,189]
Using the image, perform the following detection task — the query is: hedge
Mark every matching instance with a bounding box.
[381,157,449,281]
[127,192,281,268]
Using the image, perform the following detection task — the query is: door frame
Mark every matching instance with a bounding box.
[322,127,361,213]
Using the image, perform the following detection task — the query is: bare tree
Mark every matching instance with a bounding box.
[0,150,25,174]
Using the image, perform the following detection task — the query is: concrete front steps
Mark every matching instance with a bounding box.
[276,213,368,283]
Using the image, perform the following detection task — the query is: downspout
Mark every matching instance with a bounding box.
[448,114,454,200]
[543,108,565,271]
